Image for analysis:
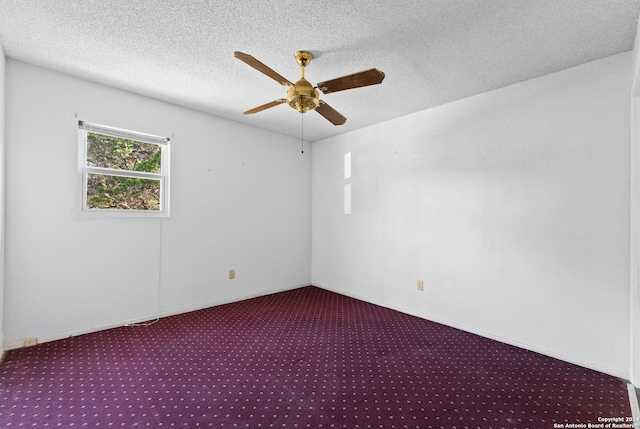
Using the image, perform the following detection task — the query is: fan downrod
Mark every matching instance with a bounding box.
[288,51,319,113]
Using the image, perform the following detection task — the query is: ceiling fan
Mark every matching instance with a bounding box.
[234,50,385,126]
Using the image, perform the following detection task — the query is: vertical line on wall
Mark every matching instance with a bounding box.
[631,95,638,385]
[127,218,162,327]
[156,217,163,317]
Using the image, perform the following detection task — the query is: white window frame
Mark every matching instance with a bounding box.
[77,121,170,217]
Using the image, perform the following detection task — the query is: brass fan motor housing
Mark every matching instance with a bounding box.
[287,78,319,113]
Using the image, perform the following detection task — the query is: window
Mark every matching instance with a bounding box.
[78,121,170,217]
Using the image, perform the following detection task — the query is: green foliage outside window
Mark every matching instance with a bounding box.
[86,132,162,210]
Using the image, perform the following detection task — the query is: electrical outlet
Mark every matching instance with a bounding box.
[24,338,37,347]
[417,280,424,291]
[229,269,235,279]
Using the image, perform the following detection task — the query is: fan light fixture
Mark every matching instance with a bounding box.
[234,50,385,126]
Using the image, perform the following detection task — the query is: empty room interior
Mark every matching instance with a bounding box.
[3,0,640,427]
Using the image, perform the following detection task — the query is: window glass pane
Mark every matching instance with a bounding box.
[87,173,161,211]
[87,132,162,173]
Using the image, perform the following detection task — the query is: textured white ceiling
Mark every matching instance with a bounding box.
[0,0,639,142]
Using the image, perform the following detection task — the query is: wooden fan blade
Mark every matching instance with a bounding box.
[317,68,385,94]
[244,99,287,115]
[315,100,347,125]
[234,52,293,87]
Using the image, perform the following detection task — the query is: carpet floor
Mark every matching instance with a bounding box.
[0,286,632,428]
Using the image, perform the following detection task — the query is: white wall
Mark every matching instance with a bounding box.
[3,49,633,379]
[4,60,311,347]
[312,52,632,378]
[0,43,5,357]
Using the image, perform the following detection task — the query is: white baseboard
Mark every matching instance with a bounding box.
[3,283,309,351]
[8,281,622,382]
[311,282,627,380]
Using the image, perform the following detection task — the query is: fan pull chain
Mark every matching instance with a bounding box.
[301,113,304,154]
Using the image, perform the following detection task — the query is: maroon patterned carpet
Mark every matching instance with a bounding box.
[0,286,631,428]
